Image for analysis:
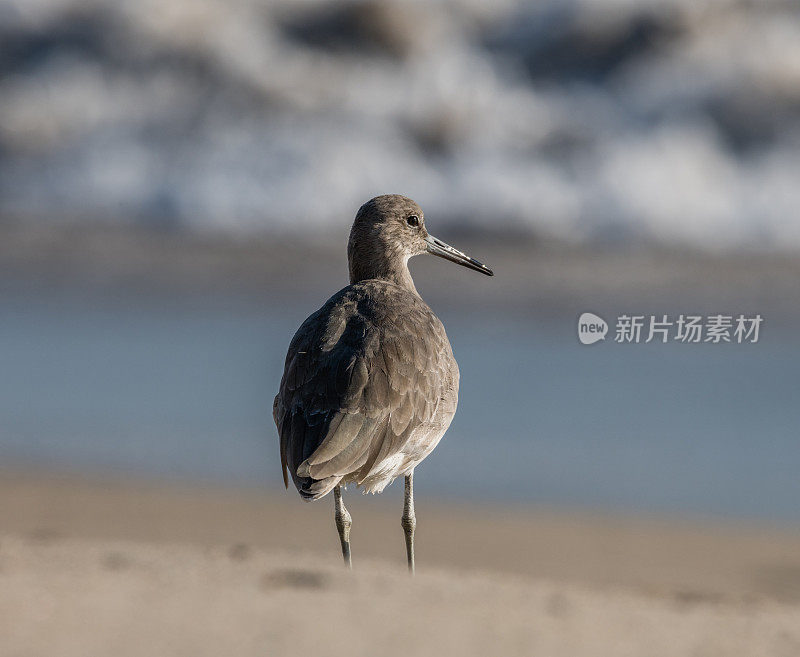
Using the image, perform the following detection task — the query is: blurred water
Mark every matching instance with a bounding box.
[1,0,799,251]
[1,290,798,521]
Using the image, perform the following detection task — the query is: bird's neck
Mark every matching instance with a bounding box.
[348,248,419,296]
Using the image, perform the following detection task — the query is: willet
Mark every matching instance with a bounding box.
[273,195,493,572]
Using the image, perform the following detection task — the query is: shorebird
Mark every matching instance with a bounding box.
[273,195,492,572]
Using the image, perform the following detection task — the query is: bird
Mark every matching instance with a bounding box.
[273,194,493,573]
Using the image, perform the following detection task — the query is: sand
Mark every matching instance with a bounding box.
[4,222,800,321]
[1,472,800,656]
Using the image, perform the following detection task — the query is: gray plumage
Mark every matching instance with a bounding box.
[273,194,492,570]
[275,279,458,499]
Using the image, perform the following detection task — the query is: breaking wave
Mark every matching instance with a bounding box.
[1,0,798,251]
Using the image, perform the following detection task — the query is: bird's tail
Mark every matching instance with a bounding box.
[297,475,341,501]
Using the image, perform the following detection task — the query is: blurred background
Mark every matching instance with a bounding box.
[1,0,799,523]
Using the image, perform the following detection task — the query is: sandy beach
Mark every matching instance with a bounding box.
[2,471,800,656]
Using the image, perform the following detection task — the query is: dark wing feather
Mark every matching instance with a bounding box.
[273,282,455,499]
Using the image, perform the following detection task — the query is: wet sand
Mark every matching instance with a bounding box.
[2,222,800,321]
[1,472,800,656]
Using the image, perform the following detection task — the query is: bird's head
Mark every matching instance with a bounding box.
[348,194,493,287]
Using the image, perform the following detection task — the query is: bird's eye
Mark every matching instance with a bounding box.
[406,215,420,227]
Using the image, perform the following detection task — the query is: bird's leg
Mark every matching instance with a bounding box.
[333,485,352,569]
[401,472,417,575]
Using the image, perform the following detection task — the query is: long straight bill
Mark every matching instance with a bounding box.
[424,235,493,276]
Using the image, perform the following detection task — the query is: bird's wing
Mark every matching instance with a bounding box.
[274,285,454,498]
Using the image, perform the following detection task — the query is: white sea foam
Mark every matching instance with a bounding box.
[0,0,798,251]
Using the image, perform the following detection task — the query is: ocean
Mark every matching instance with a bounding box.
[1,286,797,522]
